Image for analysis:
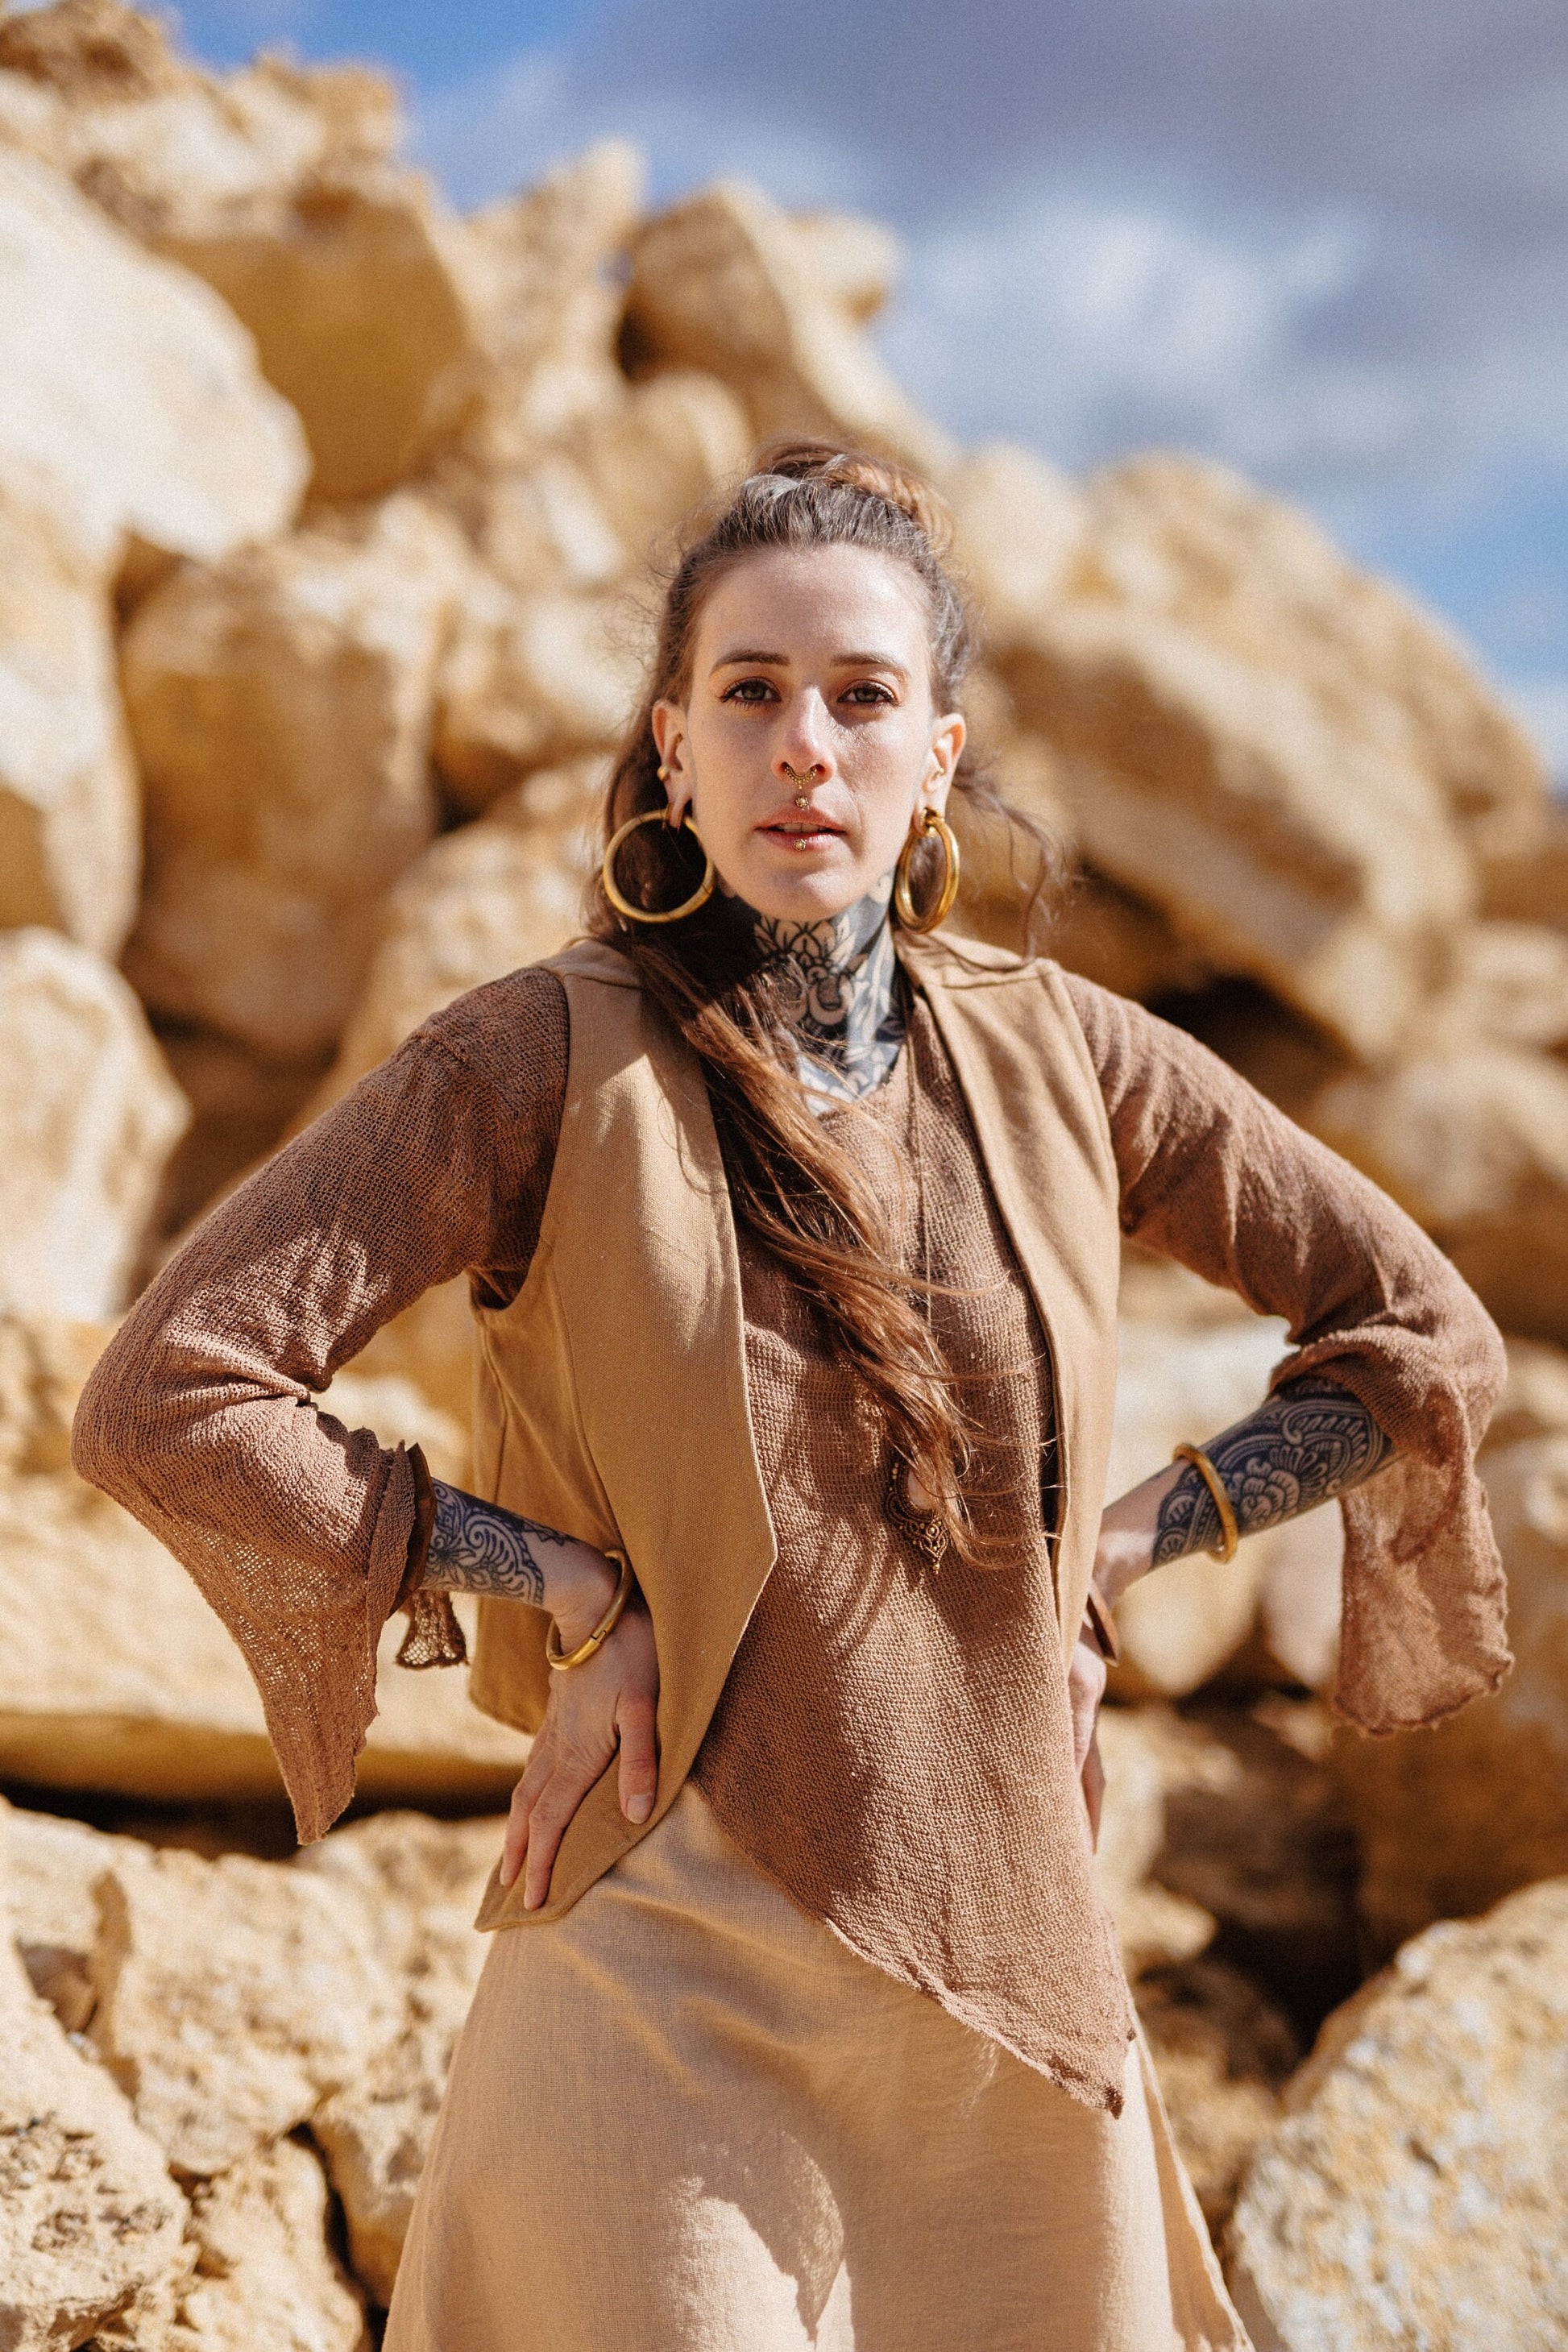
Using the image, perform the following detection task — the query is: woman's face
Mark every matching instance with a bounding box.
[652,544,965,925]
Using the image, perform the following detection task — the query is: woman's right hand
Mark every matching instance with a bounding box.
[499,1595,661,1911]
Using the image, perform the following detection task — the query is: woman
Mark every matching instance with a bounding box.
[75,442,1510,2352]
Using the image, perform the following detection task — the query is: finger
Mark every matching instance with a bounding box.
[499,1765,542,1890]
[616,1693,659,1826]
[1081,1731,1105,1850]
[522,1770,595,1912]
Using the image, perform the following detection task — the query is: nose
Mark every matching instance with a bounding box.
[773,688,836,785]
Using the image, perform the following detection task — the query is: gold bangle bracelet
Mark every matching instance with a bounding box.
[545,1549,634,1670]
[1172,1445,1241,1563]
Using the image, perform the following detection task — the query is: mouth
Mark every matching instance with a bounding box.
[758,807,846,852]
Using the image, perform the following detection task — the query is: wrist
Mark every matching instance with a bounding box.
[545,1541,620,1649]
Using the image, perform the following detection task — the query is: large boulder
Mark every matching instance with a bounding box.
[0,2,396,240]
[89,1843,397,2175]
[168,2137,372,2352]
[434,588,641,814]
[1001,457,1501,1061]
[1104,1297,1346,1698]
[306,756,604,1114]
[166,176,480,504]
[1135,1958,1299,2238]
[0,930,189,1319]
[944,442,1086,650]
[1228,1878,1568,2350]
[121,496,471,1062]
[1334,1430,1568,1957]
[1307,1044,1568,1346]
[625,180,952,473]
[301,1813,500,2304]
[0,1318,529,1802]
[1093,1706,1216,1977]
[0,1914,189,2351]
[0,485,141,958]
[0,143,306,956]
[0,140,306,573]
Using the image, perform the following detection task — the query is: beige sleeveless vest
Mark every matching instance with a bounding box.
[468,931,1121,1932]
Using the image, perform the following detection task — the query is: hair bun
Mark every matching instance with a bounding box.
[747,437,952,552]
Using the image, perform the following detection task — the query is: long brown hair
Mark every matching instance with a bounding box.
[589,439,1047,1564]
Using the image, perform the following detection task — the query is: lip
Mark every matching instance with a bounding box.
[757,803,846,851]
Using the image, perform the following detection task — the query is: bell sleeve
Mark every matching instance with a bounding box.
[71,969,568,1840]
[1063,971,1512,1734]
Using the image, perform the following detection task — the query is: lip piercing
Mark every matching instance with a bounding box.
[784,763,822,810]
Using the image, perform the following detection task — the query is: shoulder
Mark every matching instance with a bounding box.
[405,961,573,1118]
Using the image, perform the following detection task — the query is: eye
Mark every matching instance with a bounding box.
[842,681,897,706]
[721,677,778,703]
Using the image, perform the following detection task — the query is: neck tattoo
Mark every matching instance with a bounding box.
[734,878,906,1103]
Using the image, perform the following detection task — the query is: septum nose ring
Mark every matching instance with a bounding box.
[785,762,823,810]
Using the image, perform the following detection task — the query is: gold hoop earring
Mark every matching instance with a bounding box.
[602,808,716,925]
[893,807,960,933]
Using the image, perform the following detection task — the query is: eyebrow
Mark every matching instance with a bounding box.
[709,649,911,678]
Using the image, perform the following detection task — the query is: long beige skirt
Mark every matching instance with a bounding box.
[385,1786,1251,2352]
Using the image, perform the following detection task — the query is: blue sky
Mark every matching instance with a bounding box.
[169,0,1568,781]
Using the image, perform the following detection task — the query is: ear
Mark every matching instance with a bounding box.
[651,699,691,820]
[922,710,967,813]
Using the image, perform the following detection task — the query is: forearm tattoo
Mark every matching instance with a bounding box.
[421,1481,571,1604]
[1152,1378,1393,1566]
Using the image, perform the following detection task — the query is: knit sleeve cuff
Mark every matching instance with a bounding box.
[392,1442,469,1670]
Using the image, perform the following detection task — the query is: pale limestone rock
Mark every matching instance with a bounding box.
[1429,919,1568,1052]
[1002,457,1494,1060]
[1076,454,1549,865]
[1307,1043,1568,1345]
[0,1309,110,1477]
[0,2,465,504]
[1135,1958,1297,2237]
[0,1462,530,1804]
[944,442,1085,648]
[1143,1703,1359,2029]
[1334,1434,1568,1957]
[0,486,140,956]
[89,1843,397,2175]
[122,496,471,1062]
[1093,1708,1216,1977]
[166,175,480,504]
[1484,805,1568,929]
[0,1920,189,2352]
[434,590,640,812]
[305,756,605,1114]
[571,368,753,571]
[301,1813,501,2304]
[168,2138,371,2352]
[1487,1336,1568,1450]
[1105,1311,1348,1698]
[1044,868,1215,1006]
[0,143,306,571]
[0,930,189,1320]
[625,180,953,473]
[1228,1879,1568,2351]
[2,1800,147,2034]
[787,208,903,322]
[0,3,397,243]
[1006,601,1473,1064]
[458,141,643,446]
[149,1028,328,1245]
[0,143,305,955]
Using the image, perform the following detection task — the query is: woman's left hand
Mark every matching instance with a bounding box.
[1068,1620,1108,1848]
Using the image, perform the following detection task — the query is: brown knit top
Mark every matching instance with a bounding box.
[73,960,1510,2097]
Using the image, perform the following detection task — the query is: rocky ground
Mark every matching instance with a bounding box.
[3,4,1568,2345]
